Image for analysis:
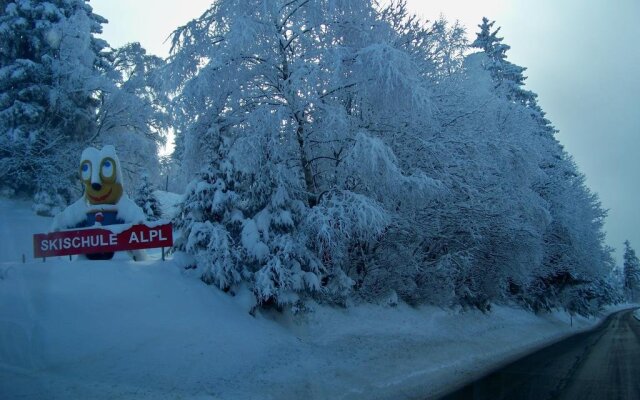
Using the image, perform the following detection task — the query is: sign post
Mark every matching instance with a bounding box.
[33,223,173,259]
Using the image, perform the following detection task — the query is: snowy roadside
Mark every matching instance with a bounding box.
[0,197,630,400]
[277,302,629,400]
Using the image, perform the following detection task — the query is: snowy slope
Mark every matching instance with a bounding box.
[0,196,627,400]
[0,198,52,264]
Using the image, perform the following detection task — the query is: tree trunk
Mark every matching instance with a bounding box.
[295,117,316,207]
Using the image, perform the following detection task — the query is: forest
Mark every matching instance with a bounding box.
[1,0,637,315]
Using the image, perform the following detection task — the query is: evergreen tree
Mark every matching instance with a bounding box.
[623,240,640,301]
[0,0,111,200]
[172,163,244,292]
[134,173,162,220]
[471,17,537,108]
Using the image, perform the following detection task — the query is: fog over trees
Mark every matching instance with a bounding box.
[0,0,622,314]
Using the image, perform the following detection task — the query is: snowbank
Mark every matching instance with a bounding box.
[0,197,626,399]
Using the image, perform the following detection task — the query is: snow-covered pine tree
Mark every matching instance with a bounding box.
[172,142,323,308]
[0,0,111,204]
[623,240,640,301]
[172,161,245,292]
[471,17,537,108]
[134,173,162,220]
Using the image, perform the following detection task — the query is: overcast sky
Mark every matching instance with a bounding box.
[91,0,639,264]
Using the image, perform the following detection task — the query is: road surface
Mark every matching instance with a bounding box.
[438,308,640,400]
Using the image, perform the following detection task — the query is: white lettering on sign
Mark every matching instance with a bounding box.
[128,229,167,245]
[39,233,120,252]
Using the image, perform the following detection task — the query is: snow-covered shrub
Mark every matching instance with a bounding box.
[0,187,15,198]
[134,174,162,220]
[304,190,390,303]
[32,190,67,217]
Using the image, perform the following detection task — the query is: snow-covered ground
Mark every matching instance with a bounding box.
[0,196,630,400]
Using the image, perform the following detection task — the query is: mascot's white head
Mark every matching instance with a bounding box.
[79,145,124,205]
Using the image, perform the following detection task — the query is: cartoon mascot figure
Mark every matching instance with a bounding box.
[52,145,147,260]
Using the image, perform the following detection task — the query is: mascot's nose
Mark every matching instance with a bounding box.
[91,183,102,191]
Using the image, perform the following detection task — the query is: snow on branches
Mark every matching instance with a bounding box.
[167,2,617,313]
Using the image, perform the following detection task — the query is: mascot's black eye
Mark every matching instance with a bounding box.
[82,164,89,172]
[104,161,111,168]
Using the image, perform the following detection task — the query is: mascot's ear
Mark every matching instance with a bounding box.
[80,147,100,165]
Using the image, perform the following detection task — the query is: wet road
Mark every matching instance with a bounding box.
[438,308,640,400]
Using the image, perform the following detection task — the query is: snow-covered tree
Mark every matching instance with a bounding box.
[623,240,640,301]
[0,2,167,216]
[461,17,614,314]
[0,0,111,201]
[164,4,616,314]
[96,42,169,190]
[134,173,162,220]
[471,17,537,108]
[167,0,438,307]
[172,163,244,292]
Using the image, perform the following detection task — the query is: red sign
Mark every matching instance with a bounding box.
[33,223,173,258]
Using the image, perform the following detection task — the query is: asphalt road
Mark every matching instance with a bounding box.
[437,308,640,400]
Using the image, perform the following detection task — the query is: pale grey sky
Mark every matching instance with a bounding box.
[91,0,639,264]
[92,0,212,57]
